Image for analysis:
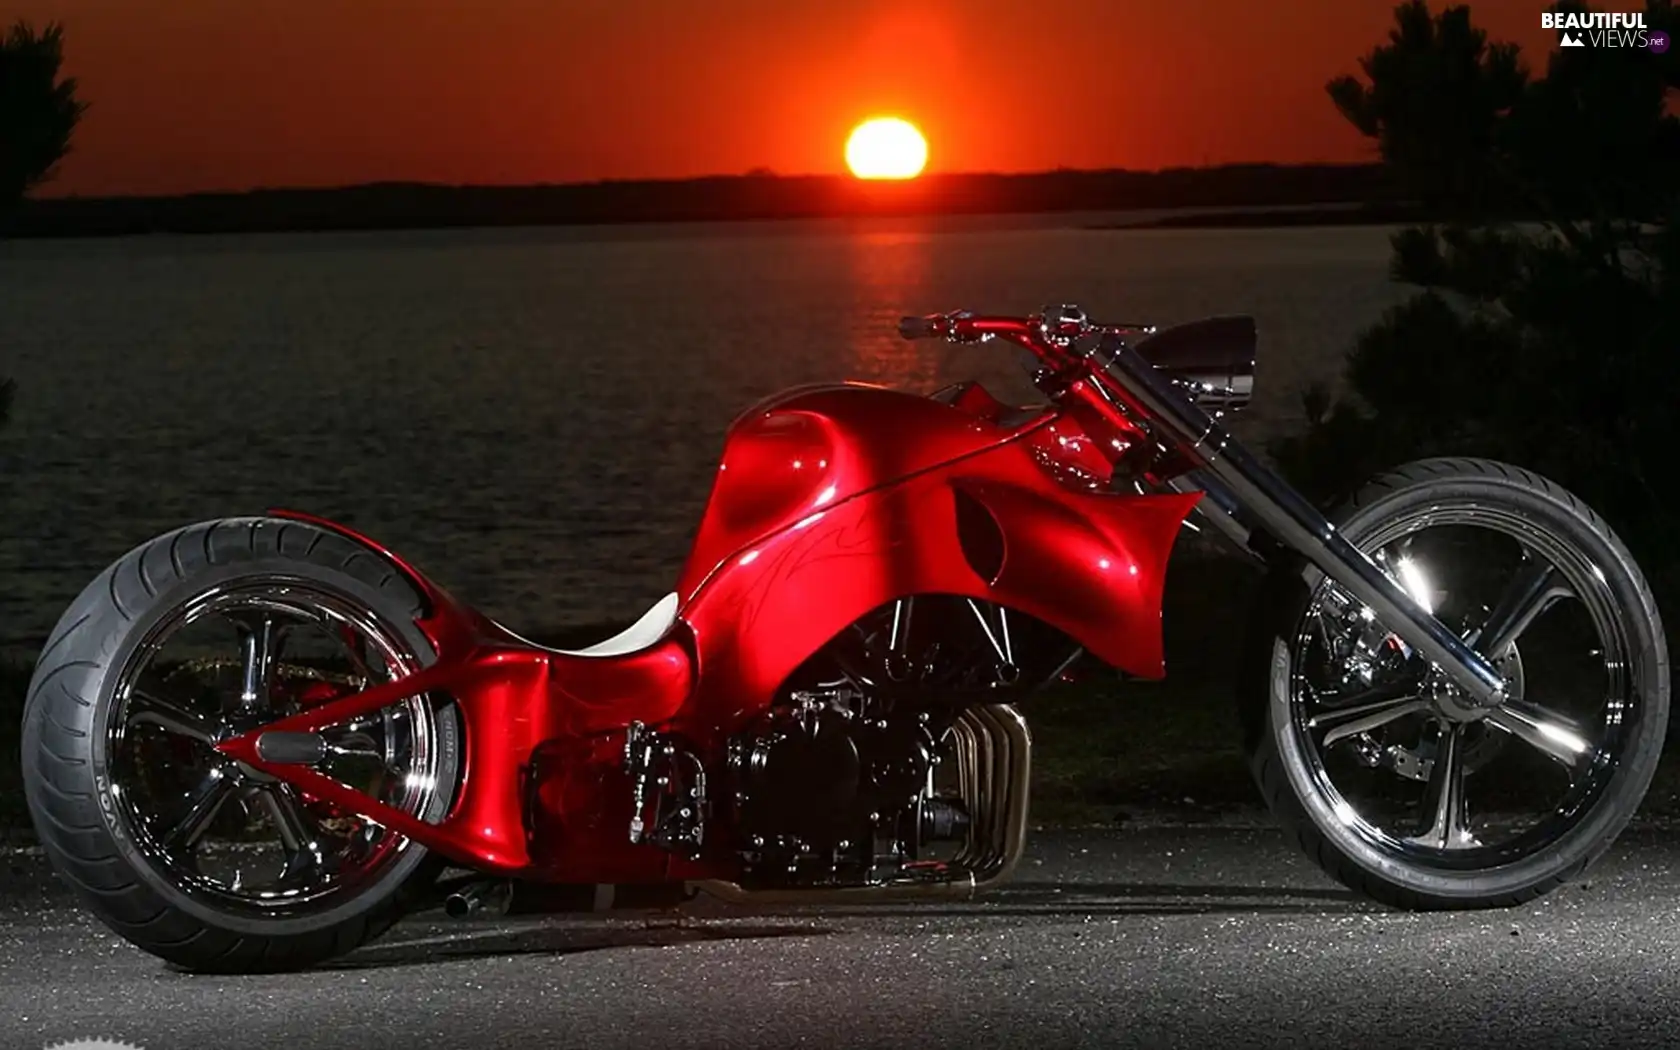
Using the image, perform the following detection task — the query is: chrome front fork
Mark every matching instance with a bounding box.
[1097,335,1509,709]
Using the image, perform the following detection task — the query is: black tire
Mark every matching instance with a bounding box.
[1242,458,1669,910]
[21,516,461,972]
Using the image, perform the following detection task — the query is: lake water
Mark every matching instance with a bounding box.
[0,216,1410,653]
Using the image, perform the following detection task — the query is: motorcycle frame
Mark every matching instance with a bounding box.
[214,306,1512,886]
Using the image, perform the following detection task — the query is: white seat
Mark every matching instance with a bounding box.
[497,592,681,659]
[562,592,681,657]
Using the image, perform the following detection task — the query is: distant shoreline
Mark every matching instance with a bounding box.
[4,162,1414,239]
[1093,201,1430,231]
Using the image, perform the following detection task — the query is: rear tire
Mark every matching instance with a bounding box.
[22,517,460,972]
[1242,458,1668,909]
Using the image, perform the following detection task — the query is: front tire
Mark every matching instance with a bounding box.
[1243,458,1669,909]
[22,517,461,972]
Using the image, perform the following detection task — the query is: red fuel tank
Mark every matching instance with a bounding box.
[675,383,1015,598]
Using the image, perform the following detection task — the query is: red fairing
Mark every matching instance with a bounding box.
[237,389,1199,883]
[1022,413,1120,491]
[676,431,1197,732]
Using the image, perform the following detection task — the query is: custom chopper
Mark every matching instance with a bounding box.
[21,305,1668,972]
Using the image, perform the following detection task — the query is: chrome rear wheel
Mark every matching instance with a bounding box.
[23,517,460,972]
[107,580,450,918]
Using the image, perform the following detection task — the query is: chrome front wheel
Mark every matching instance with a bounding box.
[1244,459,1669,909]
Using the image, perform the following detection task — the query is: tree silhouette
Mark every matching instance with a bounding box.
[0,20,87,208]
[1326,1,1529,219]
[1275,0,1680,599]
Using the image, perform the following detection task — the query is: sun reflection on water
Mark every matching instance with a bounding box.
[844,230,941,390]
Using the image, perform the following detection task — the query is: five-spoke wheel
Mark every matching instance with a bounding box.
[22,518,459,971]
[1246,459,1668,908]
[107,582,450,915]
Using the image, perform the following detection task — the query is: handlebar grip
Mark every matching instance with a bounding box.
[897,315,941,341]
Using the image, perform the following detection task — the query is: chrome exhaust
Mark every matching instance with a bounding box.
[692,702,1032,905]
[1094,333,1507,706]
[949,703,1031,893]
[444,878,512,919]
[440,878,694,917]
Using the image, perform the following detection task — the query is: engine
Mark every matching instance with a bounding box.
[726,687,971,885]
[621,596,1063,889]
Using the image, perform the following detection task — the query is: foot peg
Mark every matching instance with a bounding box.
[623,721,707,855]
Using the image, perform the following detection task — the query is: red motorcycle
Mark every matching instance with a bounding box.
[21,306,1669,972]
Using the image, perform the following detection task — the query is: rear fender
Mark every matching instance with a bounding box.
[266,508,492,655]
[266,509,434,603]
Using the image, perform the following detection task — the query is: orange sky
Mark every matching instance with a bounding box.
[19,0,1556,197]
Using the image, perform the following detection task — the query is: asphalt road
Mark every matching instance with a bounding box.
[6,820,1680,1050]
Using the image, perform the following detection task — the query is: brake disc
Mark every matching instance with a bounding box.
[1365,645,1524,781]
[1316,577,1525,782]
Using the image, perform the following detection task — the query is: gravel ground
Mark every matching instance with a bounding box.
[6,823,1680,1050]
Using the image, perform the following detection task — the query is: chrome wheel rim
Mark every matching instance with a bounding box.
[105,578,448,916]
[1288,501,1640,869]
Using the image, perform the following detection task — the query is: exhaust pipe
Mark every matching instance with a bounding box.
[438,878,693,918]
[444,878,512,919]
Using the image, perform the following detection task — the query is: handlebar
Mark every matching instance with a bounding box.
[897,305,1255,421]
[896,307,1154,354]
[896,315,942,340]
[896,312,1039,344]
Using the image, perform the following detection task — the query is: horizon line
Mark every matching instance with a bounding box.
[31,158,1381,204]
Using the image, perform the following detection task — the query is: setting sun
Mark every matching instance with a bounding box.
[845,118,928,180]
